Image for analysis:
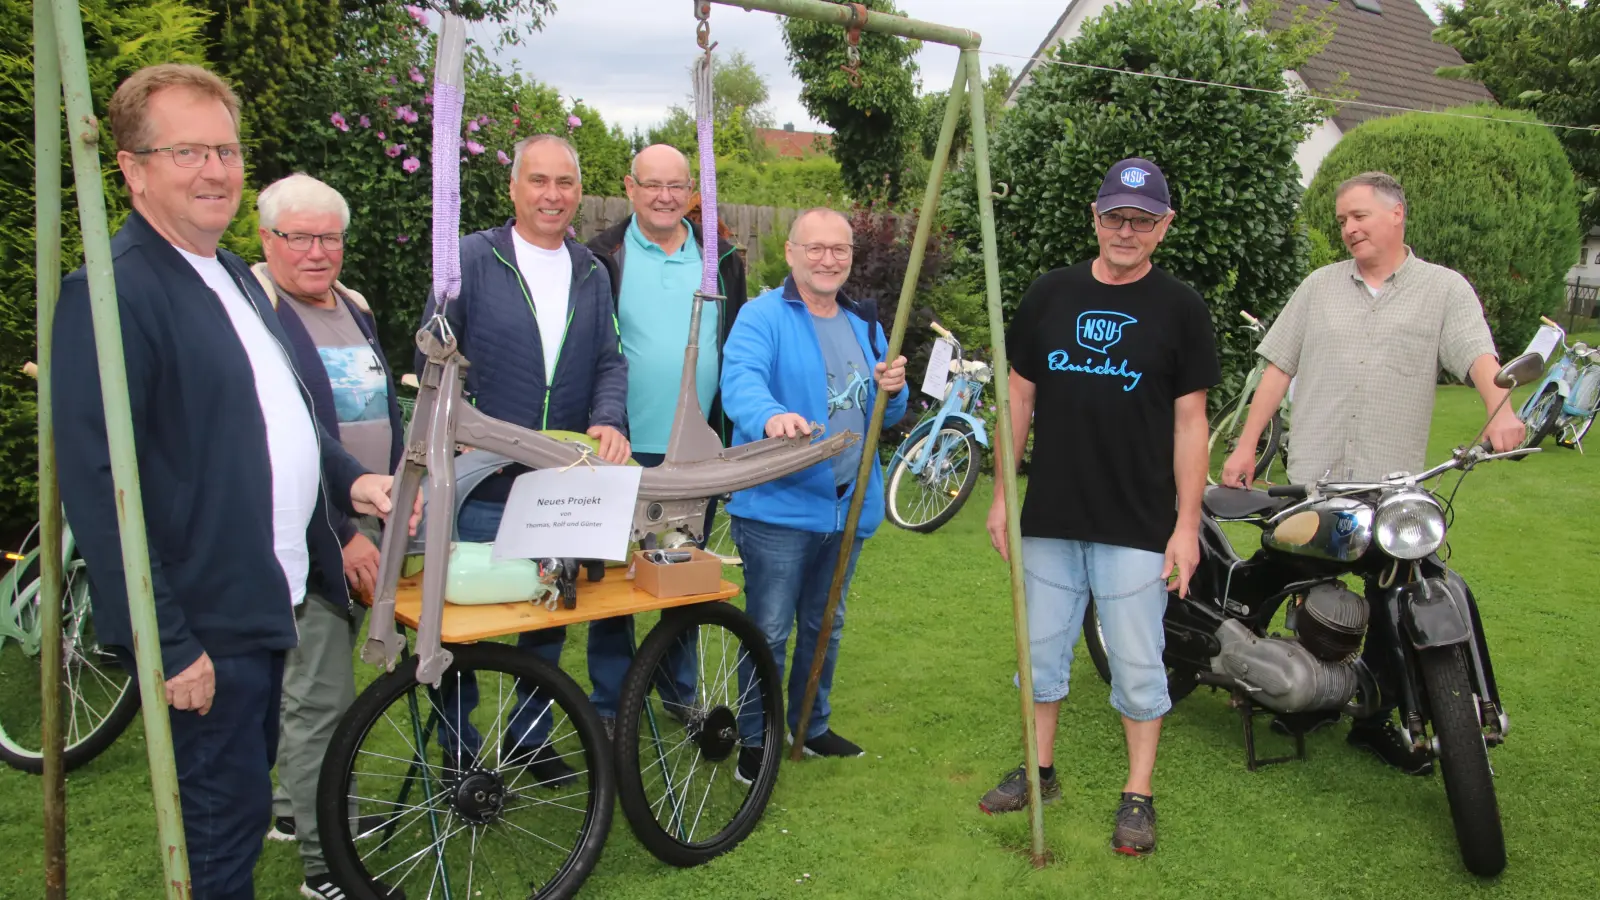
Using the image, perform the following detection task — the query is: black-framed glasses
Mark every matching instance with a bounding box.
[133,142,246,168]
[633,180,694,196]
[794,242,853,262]
[1097,211,1162,233]
[271,229,346,252]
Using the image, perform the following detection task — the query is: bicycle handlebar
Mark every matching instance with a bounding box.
[22,362,37,380]
[929,321,953,340]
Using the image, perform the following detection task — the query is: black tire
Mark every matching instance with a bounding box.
[1208,410,1284,485]
[0,554,139,773]
[1419,645,1505,877]
[616,602,783,867]
[885,420,981,533]
[1081,598,1197,706]
[318,642,614,900]
[1522,388,1561,449]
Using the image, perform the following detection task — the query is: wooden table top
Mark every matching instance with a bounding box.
[373,572,742,643]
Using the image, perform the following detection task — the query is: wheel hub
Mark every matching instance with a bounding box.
[693,706,738,762]
[451,768,508,825]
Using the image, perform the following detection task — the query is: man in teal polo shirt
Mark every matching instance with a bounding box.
[587,143,748,733]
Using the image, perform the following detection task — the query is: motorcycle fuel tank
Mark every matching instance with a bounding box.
[1262,497,1373,562]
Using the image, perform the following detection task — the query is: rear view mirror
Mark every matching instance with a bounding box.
[1494,353,1545,390]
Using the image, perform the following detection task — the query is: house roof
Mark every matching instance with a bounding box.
[755,128,832,159]
[1007,0,1493,133]
[1268,0,1493,132]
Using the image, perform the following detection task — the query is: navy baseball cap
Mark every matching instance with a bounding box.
[1097,158,1170,216]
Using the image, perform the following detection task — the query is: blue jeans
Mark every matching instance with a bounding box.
[1020,537,1171,721]
[170,650,285,900]
[732,516,863,744]
[435,498,568,755]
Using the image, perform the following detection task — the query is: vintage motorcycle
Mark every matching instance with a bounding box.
[1081,352,1546,878]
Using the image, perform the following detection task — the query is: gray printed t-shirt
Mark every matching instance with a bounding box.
[813,310,869,487]
[294,299,393,474]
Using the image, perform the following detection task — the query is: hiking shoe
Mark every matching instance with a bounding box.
[978,766,1061,815]
[302,874,407,899]
[1111,793,1157,856]
[266,815,296,842]
[1269,709,1341,738]
[734,746,765,786]
[503,742,579,788]
[788,729,864,758]
[1348,720,1434,776]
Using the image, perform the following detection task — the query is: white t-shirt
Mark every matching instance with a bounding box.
[177,247,321,608]
[511,230,573,382]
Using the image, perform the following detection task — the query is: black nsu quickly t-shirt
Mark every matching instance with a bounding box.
[1006,261,1221,553]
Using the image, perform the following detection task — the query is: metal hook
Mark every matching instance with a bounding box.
[992,182,1010,199]
[839,3,867,89]
[694,0,712,51]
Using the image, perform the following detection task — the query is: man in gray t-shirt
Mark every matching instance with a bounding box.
[253,174,406,900]
[814,310,868,485]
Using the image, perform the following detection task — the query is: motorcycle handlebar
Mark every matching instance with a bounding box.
[1267,484,1308,499]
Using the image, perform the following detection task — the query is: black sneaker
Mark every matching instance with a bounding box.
[1347,720,1434,776]
[600,716,615,742]
[1269,709,1342,738]
[266,815,296,842]
[789,729,864,758]
[1111,792,1157,856]
[734,746,765,786]
[503,742,579,788]
[978,766,1061,815]
[302,873,407,899]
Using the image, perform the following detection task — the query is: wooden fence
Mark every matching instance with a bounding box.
[576,197,797,275]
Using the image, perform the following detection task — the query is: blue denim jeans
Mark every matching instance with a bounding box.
[1020,537,1171,721]
[170,651,285,900]
[732,516,864,744]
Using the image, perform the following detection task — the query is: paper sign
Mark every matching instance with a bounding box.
[492,465,644,562]
[921,337,956,400]
[1523,324,1562,365]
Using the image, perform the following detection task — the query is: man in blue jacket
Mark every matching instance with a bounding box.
[417,134,628,786]
[250,173,406,900]
[52,65,406,900]
[722,207,907,781]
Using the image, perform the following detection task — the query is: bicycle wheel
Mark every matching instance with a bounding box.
[1208,410,1283,485]
[1521,387,1560,449]
[0,540,139,773]
[885,420,981,533]
[318,641,613,900]
[616,601,782,867]
[704,508,741,566]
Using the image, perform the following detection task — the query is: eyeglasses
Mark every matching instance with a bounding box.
[795,242,853,262]
[133,142,247,168]
[271,229,346,252]
[1097,211,1162,233]
[634,180,694,196]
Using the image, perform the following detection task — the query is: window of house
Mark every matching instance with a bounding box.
[1352,0,1382,12]
[1583,247,1591,267]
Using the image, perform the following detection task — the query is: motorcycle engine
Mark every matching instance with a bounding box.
[1210,620,1362,714]
[1295,582,1369,661]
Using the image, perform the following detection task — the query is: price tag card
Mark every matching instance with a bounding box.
[492,465,643,562]
[1523,324,1562,364]
[921,337,956,400]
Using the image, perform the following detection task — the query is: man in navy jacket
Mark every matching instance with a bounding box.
[51,65,405,900]
[417,134,628,785]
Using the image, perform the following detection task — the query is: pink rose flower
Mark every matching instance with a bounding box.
[567,114,582,129]
[465,140,485,155]
[497,150,511,165]
[329,112,349,131]
[385,143,405,158]
[466,119,480,133]
[358,115,371,128]
[422,91,433,107]
[402,156,421,174]
[410,67,425,84]
[404,5,428,26]
[376,131,386,140]
[396,234,410,244]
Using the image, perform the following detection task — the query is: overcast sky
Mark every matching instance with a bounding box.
[481,0,1446,137]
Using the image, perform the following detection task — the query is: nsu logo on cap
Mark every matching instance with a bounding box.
[1120,167,1150,189]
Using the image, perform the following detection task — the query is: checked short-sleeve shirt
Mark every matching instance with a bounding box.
[1256,251,1495,484]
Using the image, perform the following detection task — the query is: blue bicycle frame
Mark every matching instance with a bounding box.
[890,336,991,475]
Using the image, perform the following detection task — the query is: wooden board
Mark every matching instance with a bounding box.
[371,573,742,644]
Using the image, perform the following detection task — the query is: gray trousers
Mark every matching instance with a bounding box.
[272,517,374,877]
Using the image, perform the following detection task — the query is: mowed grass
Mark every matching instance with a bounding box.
[1,383,1597,899]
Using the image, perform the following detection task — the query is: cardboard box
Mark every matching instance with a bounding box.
[632,548,723,598]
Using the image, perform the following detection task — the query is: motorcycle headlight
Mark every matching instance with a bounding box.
[1374,490,1446,560]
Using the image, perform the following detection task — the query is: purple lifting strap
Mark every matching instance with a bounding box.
[694,55,719,295]
[431,80,465,307]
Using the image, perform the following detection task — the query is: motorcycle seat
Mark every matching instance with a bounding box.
[1202,485,1294,521]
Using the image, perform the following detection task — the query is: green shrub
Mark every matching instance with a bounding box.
[942,0,1329,407]
[1302,105,1582,358]
[716,155,847,208]
[1306,224,1339,271]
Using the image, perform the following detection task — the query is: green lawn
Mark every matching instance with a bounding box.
[2,385,1598,898]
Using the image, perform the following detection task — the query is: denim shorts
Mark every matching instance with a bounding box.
[1019,537,1172,721]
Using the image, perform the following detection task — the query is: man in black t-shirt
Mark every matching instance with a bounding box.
[977,159,1220,858]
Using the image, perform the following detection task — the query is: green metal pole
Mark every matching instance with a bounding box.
[789,61,969,761]
[712,0,980,48]
[47,0,192,894]
[33,0,68,895]
[963,47,1046,868]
